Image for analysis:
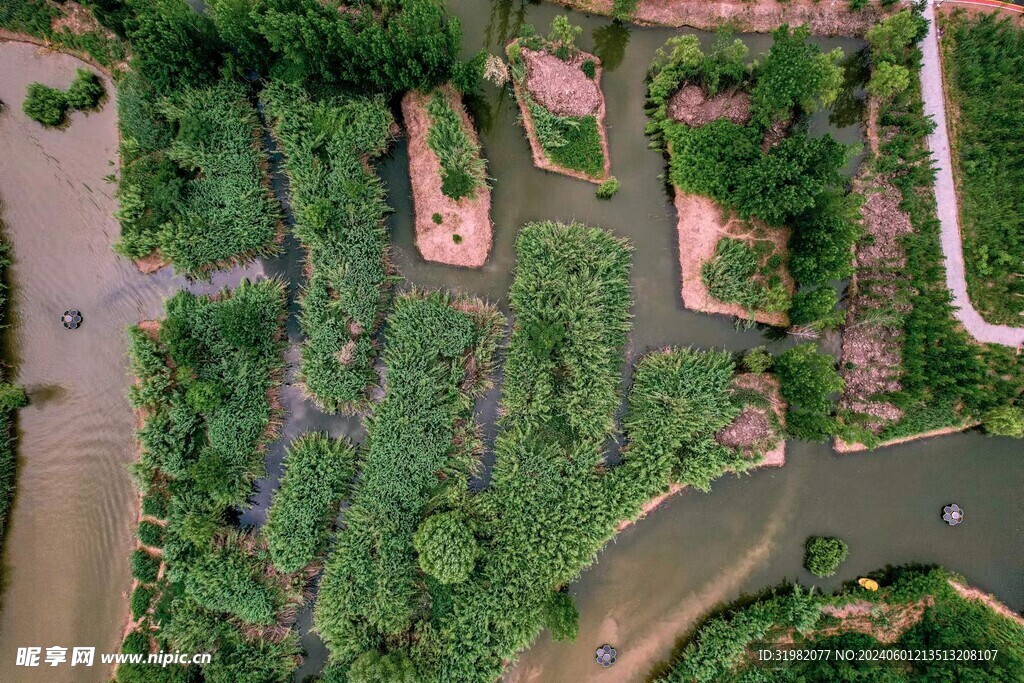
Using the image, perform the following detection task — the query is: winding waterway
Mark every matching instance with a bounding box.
[0,2,1020,682]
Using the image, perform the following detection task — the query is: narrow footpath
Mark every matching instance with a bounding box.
[919,0,1024,347]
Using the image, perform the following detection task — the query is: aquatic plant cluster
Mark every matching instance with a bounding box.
[121,279,302,682]
[654,566,1024,682]
[941,13,1024,326]
[837,10,1024,446]
[310,222,786,681]
[262,83,395,413]
[22,68,105,127]
[647,26,858,330]
[115,73,281,275]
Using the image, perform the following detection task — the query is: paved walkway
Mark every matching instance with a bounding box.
[919,0,1024,347]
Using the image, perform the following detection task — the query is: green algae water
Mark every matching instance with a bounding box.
[0,2,1020,682]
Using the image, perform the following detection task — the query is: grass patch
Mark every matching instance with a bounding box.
[526,99,604,178]
[702,237,790,315]
[426,89,487,200]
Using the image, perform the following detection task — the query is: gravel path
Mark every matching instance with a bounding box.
[920,0,1024,347]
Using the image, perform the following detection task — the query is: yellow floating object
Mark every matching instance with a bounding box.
[858,578,879,591]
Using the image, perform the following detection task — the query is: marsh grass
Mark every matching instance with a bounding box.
[426,90,488,200]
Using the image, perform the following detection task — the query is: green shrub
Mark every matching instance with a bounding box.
[452,233,462,243]
[776,343,843,441]
[64,68,105,110]
[131,549,161,584]
[0,383,27,411]
[611,0,639,21]
[137,521,164,548]
[264,433,356,573]
[743,347,774,374]
[129,585,155,620]
[347,651,418,683]
[432,212,443,224]
[178,539,280,625]
[414,511,478,585]
[803,536,849,577]
[982,406,1024,438]
[595,177,620,199]
[141,491,169,519]
[121,629,150,655]
[426,90,488,200]
[867,60,910,99]
[790,288,843,331]
[22,83,68,126]
[543,591,579,642]
[581,59,596,79]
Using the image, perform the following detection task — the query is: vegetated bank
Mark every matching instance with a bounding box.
[0,0,129,73]
[650,565,1024,682]
[542,0,896,36]
[263,83,395,413]
[312,221,796,681]
[314,290,503,673]
[507,17,612,184]
[938,11,1024,327]
[836,8,1024,450]
[647,26,858,331]
[0,214,27,571]
[402,85,493,268]
[116,280,304,683]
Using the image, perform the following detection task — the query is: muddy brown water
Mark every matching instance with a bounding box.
[0,3,1021,683]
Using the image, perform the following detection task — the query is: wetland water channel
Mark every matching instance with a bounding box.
[0,2,1020,682]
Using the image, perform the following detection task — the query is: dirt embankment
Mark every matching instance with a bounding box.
[674,192,793,327]
[668,85,751,127]
[618,372,786,532]
[401,86,493,268]
[509,43,612,183]
[548,0,892,36]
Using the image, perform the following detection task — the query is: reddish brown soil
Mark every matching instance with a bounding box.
[938,1,1024,27]
[509,41,612,183]
[522,48,602,117]
[674,192,793,327]
[549,0,892,36]
[401,87,493,268]
[668,85,751,127]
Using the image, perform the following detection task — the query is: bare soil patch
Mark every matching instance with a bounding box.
[549,0,891,36]
[401,87,493,268]
[509,42,612,183]
[668,85,751,127]
[522,48,602,117]
[674,191,793,326]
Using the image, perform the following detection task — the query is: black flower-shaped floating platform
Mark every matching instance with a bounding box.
[942,504,964,526]
[595,644,617,668]
[62,309,83,330]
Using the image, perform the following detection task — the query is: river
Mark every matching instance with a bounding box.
[0,2,1020,682]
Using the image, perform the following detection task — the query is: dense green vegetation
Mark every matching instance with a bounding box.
[803,536,849,577]
[647,28,860,329]
[115,75,280,274]
[426,89,488,200]
[312,222,787,680]
[116,279,303,683]
[263,83,395,413]
[942,13,1024,325]
[314,290,503,659]
[22,68,105,126]
[264,433,356,573]
[776,343,844,442]
[0,225,25,573]
[507,20,607,179]
[653,566,1024,682]
[837,9,1024,445]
